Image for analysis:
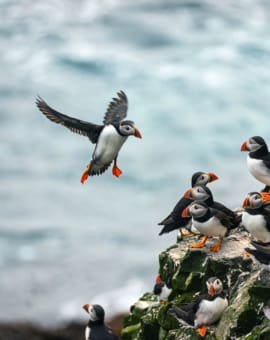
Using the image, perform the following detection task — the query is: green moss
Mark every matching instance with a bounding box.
[121,323,141,340]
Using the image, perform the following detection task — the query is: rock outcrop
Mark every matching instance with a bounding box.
[122,230,270,339]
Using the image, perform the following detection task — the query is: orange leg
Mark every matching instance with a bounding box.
[112,158,122,177]
[244,251,251,257]
[210,238,223,252]
[80,162,91,184]
[191,235,208,248]
[196,325,207,337]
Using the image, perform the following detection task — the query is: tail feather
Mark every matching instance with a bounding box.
[88,161,111,176]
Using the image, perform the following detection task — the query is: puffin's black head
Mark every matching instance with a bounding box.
[184,185,213,203]
[206,277,223,296]
[242,192,263,209]
[182,201,209,218]
[117,120,142,138]
[191,171,219,187]
[241,136,268,154]
[83,304,105,323]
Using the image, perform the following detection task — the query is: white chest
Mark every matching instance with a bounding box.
[247,156,270,185]
[93,125,127,164]
[193,216,227,237]
[241,212,270,243]
[85,326,91,339]
[263,306,270,320]
[159,285,172,302]
[195,297,228,327]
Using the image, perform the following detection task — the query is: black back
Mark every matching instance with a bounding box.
[87,323,119,340]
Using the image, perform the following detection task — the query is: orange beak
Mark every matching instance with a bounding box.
[134,127,142,139]
[184,188,193,199]
[242,196,250,208]
[208,172,219,182]
[155,274,162,283]
[241,140,249,151]
[182,206,191,218]
[83,303,91,312]
[209,284,215,296]
[261,192,270,202]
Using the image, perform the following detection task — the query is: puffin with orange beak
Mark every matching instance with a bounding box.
[242,192,270,244]
[158,171,219,236]
[182,201,232,252]
[168,277,228,337]
[153,274,172,304]
[36,91,142,183]
[183,185,240,230]
[82,303,118,340]
[241,136,270,197]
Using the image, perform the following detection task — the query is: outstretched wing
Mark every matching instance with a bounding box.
[36,97,103,144]
[103,91,128,125]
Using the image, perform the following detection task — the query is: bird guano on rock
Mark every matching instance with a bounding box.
[83,303,119,340]
[167,277,228,337]
[36,91,142,184]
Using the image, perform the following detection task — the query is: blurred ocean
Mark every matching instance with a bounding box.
[1,0,270,326]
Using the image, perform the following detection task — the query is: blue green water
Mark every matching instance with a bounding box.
[1,0,270,325]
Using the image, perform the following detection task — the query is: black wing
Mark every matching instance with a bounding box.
[158,196,192,235]
[103,91,128,125]
[36,97,103,144]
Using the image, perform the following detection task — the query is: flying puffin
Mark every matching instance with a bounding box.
[167,277,228,337]
[36,91,142,183]
[182,201,232,252]
[245,241,270,271]
[158,172,218,236]
[241,136,270,197]
[83,303,119,340]
[184,185,240,229]
[153,274,172,304]
[242,192,270,244]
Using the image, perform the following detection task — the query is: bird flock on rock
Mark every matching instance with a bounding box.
[36,92,270,338]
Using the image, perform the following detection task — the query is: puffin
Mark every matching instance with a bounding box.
[182,201,232,252]
[36,91,142,183]
[153,274,172,304]
[83,303,119,340]
[184,185,240,229]
[245,241,270,271]
[242,192,270,244]
[158,172,218,236]
[241,136,270,197]
[167,277,228,337]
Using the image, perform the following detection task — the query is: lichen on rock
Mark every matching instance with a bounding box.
[122,230,270,339]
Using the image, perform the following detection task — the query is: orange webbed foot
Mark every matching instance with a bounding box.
[210,238,223,252]
[112,165,122,177]
[181,229,193,237]
[191,236,208,248]
[80,163,91,184]
[196,325,207,337]
[244,251,251,257]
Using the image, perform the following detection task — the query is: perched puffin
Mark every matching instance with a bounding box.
[184,185,240,229]
[241,136,270,195]
[242,192,270,243]
[167,277,228,337]
[182,201,231,252]
[245,241,270,271]
[158,172,218,236]
[153,274,172,304]
[83,303,119,340]
[36,91,142,183]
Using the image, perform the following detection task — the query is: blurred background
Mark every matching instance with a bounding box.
[1,0,270,328]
